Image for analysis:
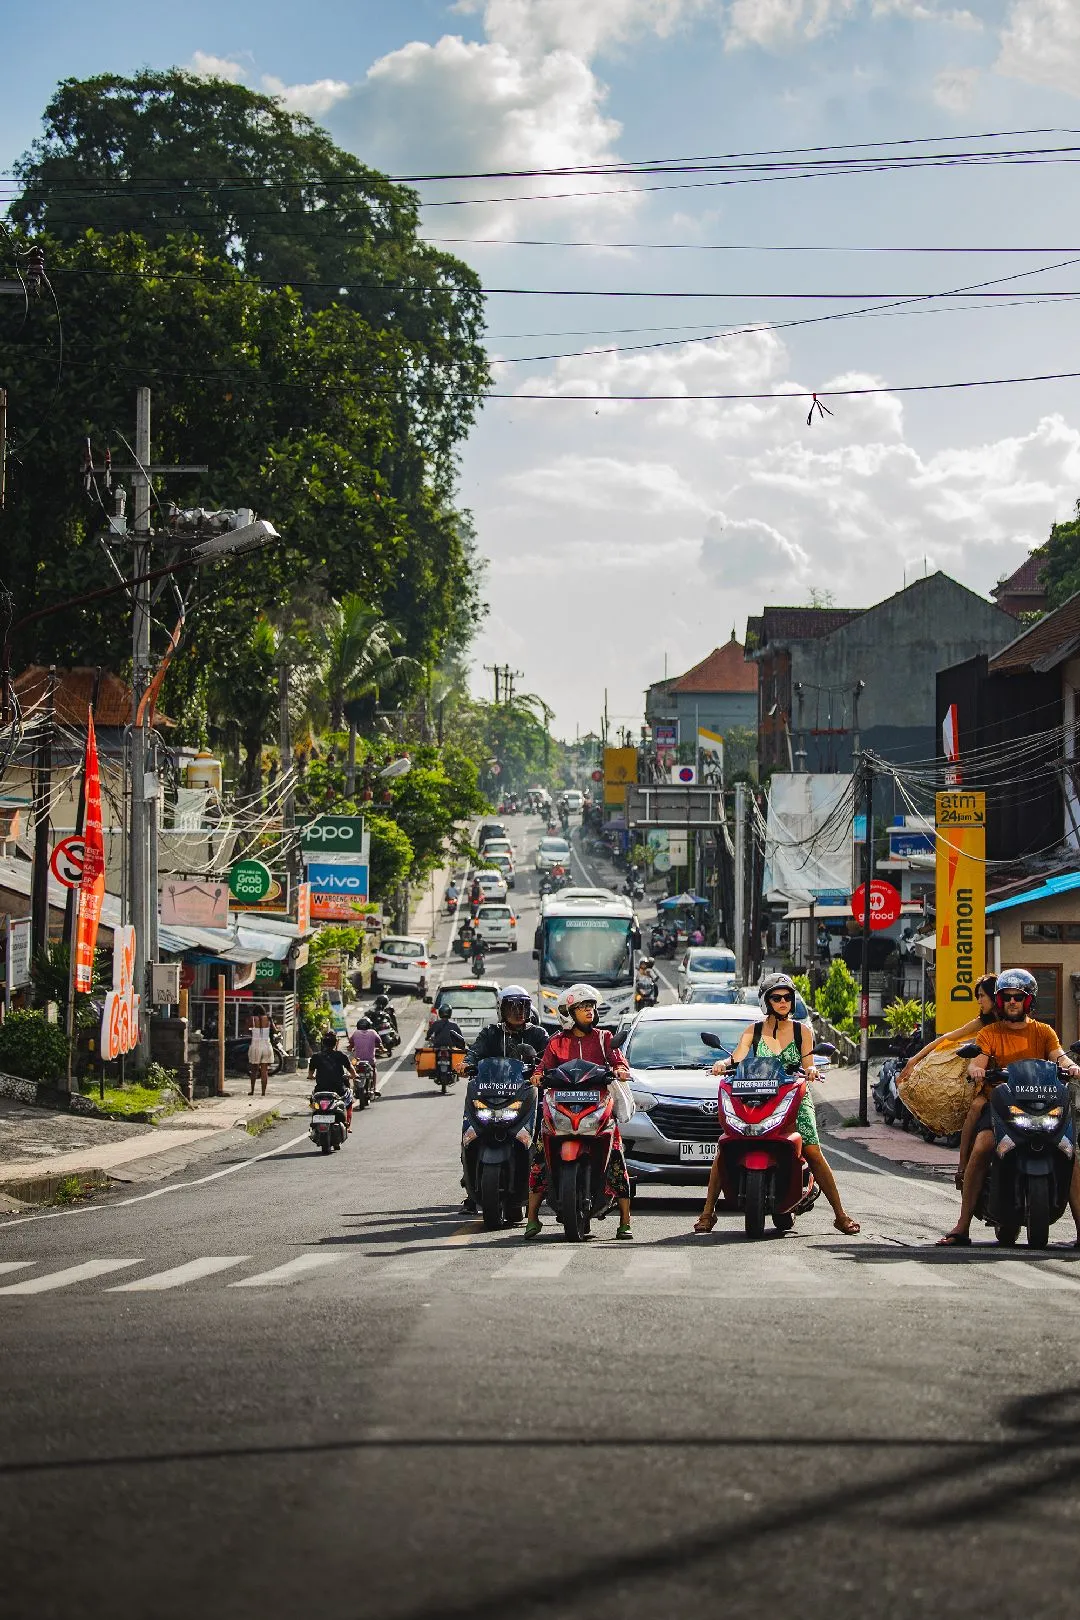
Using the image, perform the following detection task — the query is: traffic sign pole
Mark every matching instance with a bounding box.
[858,757,873,1126]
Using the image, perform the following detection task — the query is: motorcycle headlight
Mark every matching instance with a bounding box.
[719,1093,747,1134]
[632,1090,658,1112]
[549,1108,574,1134]
[489,1104,523,1123]
[472,1100,492,1119]
[1008,1112,1057,1132]
[574,1106,606,1135]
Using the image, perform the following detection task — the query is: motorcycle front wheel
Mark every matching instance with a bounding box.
[1026,1177,1051,1249]
[744,1168,768,1238]
[320,1137,332,1155]
[560,1160,591,1242]
[480,1162,504,1230]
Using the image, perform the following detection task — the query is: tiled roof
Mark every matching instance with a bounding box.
[757,605,864,644]
[988,591,1080,674]
[992,547,1048,600]
[671,637,758,694]
[13,666,172,728]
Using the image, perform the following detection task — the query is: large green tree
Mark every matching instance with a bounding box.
[1042,506,1080,609]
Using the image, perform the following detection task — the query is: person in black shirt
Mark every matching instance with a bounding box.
[308,1032,356,1130]
[428,1011,468,1051]
[467,986,548,1068]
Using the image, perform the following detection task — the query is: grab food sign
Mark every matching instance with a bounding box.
[850,880,903,932]
[101,925,140,1061]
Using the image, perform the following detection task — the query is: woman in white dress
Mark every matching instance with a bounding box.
[247,1003,273,1096]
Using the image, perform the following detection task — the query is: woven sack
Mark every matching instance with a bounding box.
[898,1046,975,1136]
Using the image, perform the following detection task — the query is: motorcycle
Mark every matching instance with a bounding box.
[461,1056,538,1229]
[453,922,477,960]
[538,1058,620,1241]
[352,1059,377,1111]
[415,1045,466,1094]
[470,941,487,978]
[701,1032,834,1238]
[649,924,677,959]
[873,1032,920,1131]
[309,1090,349,1154]
[958,1044,1078,1248]
[634,977,659,1011]
[445,892,459,915]
[372,1010,400,1052]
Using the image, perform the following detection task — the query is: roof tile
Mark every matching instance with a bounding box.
[671,638,757,694]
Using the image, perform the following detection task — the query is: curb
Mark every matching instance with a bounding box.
[0,1167,110,1205]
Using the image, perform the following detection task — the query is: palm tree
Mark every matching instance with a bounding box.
[310,595,418,789]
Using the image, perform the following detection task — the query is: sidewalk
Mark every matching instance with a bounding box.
[815,1063,956,1174]
[0,1074,312,1204]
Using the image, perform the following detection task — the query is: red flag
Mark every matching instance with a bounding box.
[74,709,105,993]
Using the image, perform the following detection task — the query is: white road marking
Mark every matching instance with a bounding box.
[379,1251,458,1280]
[0,1259,141,1294]
[230,1254,344,1288]
[493,1248,577,1280]
[0,1261,35,1276]
[822,1143,958,1201]
[109,1256,249,1292]
[861,1260,958,1288]
[991,1259,1080,1292]
[617,1251,693,1282]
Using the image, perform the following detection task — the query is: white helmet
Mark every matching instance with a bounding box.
[557,982,600,1031]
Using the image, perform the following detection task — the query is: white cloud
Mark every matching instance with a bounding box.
[187,51,247,82]
[996,0,1080,96]
[933,64,980,108]
[725,0,858,50]
[466,0,712,57]
[260,75,352,116]
[507,454,710,512]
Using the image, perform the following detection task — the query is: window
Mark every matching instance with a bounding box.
[1025,964,1062,1034]
[1022,922,1063,942]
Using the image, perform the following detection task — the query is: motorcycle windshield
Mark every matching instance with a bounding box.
[998,1059,1067,1106]
[728,1056,787,1096]
[547,1058,609,1086]
[470,1057,529,1104]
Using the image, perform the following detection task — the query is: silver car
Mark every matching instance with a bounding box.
[676,947,737,997]
[621,1005,761,1188]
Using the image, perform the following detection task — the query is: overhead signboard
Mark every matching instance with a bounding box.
[310,892,367,922]
[300,815,368,861]
[935,791,985,1035]
[851,880,903,931]
[229,859,273,903]
[296,881,311,935]
[307,861,369,902]
[626,785,725,828]
[653,723,676,748]
[161,879,229,929]
[603,747,638,807]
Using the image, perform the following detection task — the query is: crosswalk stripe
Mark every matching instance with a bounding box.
[617,1252,693,1282]
[861,1260,958,1288]
[493,1249,577,1280]
[0,1259,140,1294]
[230,1255,343,1288]
[379,1251,457,1280]
[991,1260,1080,1292]
[109,1257,249,1292]
[0,1262,35,1277]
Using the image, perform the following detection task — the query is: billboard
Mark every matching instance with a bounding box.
[307,861,369,902]
[603,747,637,806]
[935,791,986,1035]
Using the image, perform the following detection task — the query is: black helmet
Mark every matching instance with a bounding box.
[320,1030,338,1051]
[356,1017,372,1031]
[374,994,389,1009]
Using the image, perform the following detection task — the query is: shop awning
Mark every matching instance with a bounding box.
[986,872,1080,915]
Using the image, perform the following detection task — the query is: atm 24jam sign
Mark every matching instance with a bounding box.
[101,925,140,1061]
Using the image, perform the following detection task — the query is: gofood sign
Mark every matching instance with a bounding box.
[101,925,140,1061]
[300,815,368,860]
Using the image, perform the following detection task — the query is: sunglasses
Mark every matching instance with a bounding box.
[1001,992,1027,1003]
[768,991,794,1003]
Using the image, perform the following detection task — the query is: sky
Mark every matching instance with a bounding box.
[4,1,1080,736]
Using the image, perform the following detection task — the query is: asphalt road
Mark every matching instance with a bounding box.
[4,817,1080,1620]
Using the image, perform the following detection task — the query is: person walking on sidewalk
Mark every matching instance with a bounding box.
[247,1004,274,1098]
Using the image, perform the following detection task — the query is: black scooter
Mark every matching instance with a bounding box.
[461,1057,537,1229]
[958,1043,1077,1248]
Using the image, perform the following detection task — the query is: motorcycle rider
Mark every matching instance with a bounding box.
[635,957,660,1006]
[696,972,860,1236]
[462,986,547,1212]
[428,1006,468,1051]
[348,1016,384,1089]
[445,879,460,913]
[372,993,399,1039]
[524,983,635,1242]
[939,967,1080,1246]
[307,1030,357,1132]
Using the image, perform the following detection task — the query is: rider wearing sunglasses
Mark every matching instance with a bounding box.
[940,967,1080,1246]
[694,971,859,1236]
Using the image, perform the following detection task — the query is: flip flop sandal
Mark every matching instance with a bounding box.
[694,1214,718,1233]
[524,1220,543,1240]
[936,1232,971,1246]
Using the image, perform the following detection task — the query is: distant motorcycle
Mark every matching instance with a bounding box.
[352,1060,377,1111]
[309,1091,349,1155]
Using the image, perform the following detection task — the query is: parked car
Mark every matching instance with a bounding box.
[429,981,502,1044]
[535,835,572,872]
[676,946,737,997]
[474,902,517,951]
[371,935,431,998]
[474,869,508,903]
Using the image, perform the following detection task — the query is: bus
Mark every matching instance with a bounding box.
[534,893,640,1031]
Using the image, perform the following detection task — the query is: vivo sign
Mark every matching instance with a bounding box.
[307,862,370,899]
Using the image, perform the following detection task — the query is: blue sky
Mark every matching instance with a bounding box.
[4,1,1080,731]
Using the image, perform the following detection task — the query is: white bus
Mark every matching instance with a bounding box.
[533,893,641,1031]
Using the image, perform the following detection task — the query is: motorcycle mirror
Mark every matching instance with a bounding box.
[531,950,539,960]
[699,1031,724,1049]
[611,1029,627,1049]
[956,1042,981,1058]
[422,995,433,1005]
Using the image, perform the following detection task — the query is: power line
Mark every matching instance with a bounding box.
[485,366,1080,402]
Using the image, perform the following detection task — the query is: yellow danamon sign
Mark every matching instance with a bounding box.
[935,790,986,1035]
[603,747,638,806]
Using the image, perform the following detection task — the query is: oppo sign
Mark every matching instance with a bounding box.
[300,815,367,857]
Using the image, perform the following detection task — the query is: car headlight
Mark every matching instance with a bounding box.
[632,1090,658,1111]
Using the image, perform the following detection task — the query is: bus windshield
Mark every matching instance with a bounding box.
[541,916,634,988]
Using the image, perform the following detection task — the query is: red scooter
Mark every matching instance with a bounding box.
[539,1058,618,1241]
[700,1032,833,1238]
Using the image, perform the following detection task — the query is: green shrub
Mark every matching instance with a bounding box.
[814,959,859,1037]
[883,998,934,1036]
[0,1010,71,1083]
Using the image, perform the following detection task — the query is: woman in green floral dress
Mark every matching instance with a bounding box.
[694,973,860,1235]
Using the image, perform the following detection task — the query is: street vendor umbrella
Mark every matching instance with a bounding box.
[658,892,709,908]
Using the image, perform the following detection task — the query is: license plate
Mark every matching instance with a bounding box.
[679,1141,717,1162]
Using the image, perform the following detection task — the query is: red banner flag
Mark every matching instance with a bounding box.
[74,709,105,993]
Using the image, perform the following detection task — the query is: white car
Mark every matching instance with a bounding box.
[474,902,517,951]
[372,935,431,998]
[479,837,514,861]
[676,946,737,997]
[474,870,508,902]
[535,835,572,872]
[562,789,584,813]
[483,850,516,889]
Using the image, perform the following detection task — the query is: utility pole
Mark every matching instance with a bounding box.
[279,661,294,830]
[30,666,56,966]
[130,386,152,1066]
[484,664,502,704]
[858,753,874,1126]
[0,387,7,510]
[734,781,747,983]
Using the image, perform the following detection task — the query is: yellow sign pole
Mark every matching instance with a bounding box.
[935,790,986,1035]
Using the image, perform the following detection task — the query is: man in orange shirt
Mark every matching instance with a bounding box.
[939,968,1080,1245]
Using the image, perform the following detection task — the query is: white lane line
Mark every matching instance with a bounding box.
[991,1260,1080,1292]
[109,1256,249,1292]
[0,1259,141,1294]
[862,1260,958,1288]
[230,1254,344,1288]
[493,1249,576,1281]
[823,1143,958,1202]
[0,1261,35,1276]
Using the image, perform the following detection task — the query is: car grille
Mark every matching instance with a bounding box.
[650,1101,718,1142]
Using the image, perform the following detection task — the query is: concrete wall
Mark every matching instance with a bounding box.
[790,574,1017,773]
[990,888,1080,1043]
[675,691,757,745]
